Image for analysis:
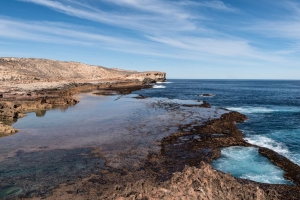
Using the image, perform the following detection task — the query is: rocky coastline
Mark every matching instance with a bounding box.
[1,58,300,199]
[0,57,166,136]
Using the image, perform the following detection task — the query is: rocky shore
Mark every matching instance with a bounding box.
[0,57,166,136]
[27,110,300,200]
[1,58,300,200]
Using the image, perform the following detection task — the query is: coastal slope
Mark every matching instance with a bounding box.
[0,57,166,91]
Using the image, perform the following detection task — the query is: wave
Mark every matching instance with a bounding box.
[244,135,289,155]
[240,173,292,184]
[156,82,173,84]
[220,146,257,160]
[226,106,299,114]
[153,85,166,89]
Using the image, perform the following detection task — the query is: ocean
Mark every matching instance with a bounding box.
[134,79,300,184]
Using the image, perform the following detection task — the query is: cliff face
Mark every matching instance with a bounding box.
[0,57,166,85]
[126,72,166,83]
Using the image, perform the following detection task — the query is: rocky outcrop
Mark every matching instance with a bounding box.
[199,93,215,97]
[182,101,211,108]
[42,161,280,200]
[0,123,17,136]
[144,111,248,182]
[259,147,300,185]
[127,72,166,83]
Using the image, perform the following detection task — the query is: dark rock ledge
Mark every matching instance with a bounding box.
[35,110,300,200]
[143,110,300,199]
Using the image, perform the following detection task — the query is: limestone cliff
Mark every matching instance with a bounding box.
[0,57,166,86]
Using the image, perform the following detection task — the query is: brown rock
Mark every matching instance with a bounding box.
[0,123,17,136]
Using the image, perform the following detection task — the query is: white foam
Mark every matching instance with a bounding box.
[221,146,256,160]
[212,146,294,184]
[226,107,274,114]
[153,85,166,89]
[240,173,289,184]
[227,106,300,114]
[245,135,289,155]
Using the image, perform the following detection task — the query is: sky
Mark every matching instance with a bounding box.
[0,0,300,79]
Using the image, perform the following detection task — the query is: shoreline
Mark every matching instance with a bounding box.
[0,81,300,199]
[0,80,154,136]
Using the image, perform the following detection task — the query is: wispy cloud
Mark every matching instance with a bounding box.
[241,1,300,40]
[104,0,201,19]
[178,0,238,13]
[0,17,132,46]
[252,21,300,40]
[19,0,199,33]
[2,0,299,72]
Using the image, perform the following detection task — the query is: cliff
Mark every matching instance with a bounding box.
[0,57,166,88]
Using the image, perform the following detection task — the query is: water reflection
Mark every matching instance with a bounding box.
[35,110,46,117]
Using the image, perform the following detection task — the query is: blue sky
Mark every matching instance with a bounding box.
[0,0,300,79]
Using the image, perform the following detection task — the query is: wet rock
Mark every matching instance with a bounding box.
[259,147,300,185]
[0,186,23,199]
[141,111,248,183]
[200,101,211,108]
[0,123,17,136]
[182,101,211,108]
[142,78,156,84]
[199,93,215,97]
[35,110,47,117]
[133,95,146,99]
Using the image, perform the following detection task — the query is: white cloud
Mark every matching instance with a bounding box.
[177,0,238,12]
[0,17,132,46]
[249,21,300,40]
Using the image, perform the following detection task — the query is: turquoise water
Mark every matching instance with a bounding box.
[211,146,293,184]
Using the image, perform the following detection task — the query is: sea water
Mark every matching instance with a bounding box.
[134,79,300,184]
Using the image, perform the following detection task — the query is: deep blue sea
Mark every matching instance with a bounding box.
[134,79,300,184]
